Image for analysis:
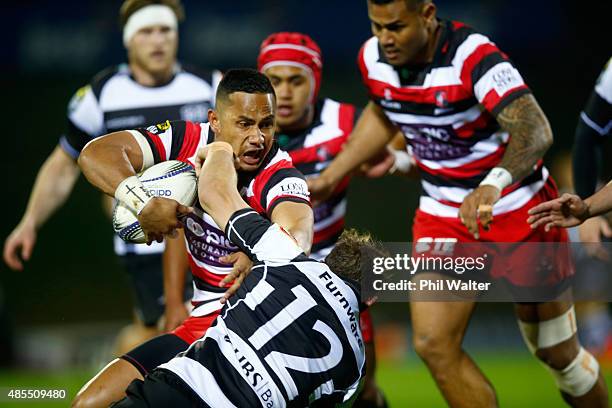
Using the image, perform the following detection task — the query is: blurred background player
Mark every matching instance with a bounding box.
[307,0,609,406]
[3,0,220,354]
[572,57,612,259]
[72,69,314,408]
[256,31,388,408]
[570,57,612,359]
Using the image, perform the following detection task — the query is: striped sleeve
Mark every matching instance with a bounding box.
[582,59,612,136]
[135,120,201,164]
[459,34,531,116]
[225,209,304,263]
[252,160,311,216]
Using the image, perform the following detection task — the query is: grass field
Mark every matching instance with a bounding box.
[0,351,610,407]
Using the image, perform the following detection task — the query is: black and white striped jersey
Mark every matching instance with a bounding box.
[160,209,365,408]
[580,57,612,138]
[58,62,221,256]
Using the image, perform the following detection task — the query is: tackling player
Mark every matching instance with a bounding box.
[256,32,386,408]
[3,0,219,352]
[307,0,608,406]
[572,57,612,259]
[111,140,370,408]
[72,69,314,408]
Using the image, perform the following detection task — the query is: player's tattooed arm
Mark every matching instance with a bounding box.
[496,94,553,182]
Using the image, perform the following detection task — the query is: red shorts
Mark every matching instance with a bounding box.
[412,177,573,287]
[171,310,221,344]
[360,308,375,344]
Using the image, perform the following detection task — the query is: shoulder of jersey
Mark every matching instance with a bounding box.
[89,64,124,100]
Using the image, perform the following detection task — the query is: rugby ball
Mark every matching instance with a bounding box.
[113,160,197,243]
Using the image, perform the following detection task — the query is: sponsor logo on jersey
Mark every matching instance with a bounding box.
[180,103,210,122]
[402,124,473,160]
[279,181,310,198]
[492,67,521,96]
[68,85,90,113]
[184,214,238,266]
[107,115,146,130]
[156,120,171,131]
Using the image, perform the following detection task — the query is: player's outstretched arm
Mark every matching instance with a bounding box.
[3,146,80,270]
[459,94,553,239]
[308,101,398,202]
[197,142,250,231]
[527,183,612,230]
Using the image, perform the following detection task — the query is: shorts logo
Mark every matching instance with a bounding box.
[415,237,457,255]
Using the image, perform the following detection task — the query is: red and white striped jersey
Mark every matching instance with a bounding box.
[278,98,357,260]
[358,20,548,218]
[135,120,311,313]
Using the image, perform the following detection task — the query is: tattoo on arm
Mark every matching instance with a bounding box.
[496,94,553,182]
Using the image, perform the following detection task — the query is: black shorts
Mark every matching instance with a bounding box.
[122,333,189,376]
[111,368,208,408]
[119,253,193,327]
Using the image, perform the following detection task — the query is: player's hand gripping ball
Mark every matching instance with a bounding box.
[113,161,197,243]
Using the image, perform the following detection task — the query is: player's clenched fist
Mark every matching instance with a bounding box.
[459,185,501,240]
[137,197,191,244]
[527,193,590,231]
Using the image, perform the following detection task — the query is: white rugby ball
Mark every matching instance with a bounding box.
[113,160,197,243]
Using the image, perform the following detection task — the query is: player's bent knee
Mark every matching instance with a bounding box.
[549,347,600,397]
[518,306,600,396]
[413,332,461,366]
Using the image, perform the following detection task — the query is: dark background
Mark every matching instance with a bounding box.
[1,0,610,326]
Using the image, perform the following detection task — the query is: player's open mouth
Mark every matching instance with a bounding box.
[383,48,400,60]
[241,148,264,165]
[150,50,166,59]
[278,105,293,117]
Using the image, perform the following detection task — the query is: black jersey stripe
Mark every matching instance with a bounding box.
[189,338,262,407]
[438,23,477,67]
[168,120,187,160]
[64,119,94,154]
[225,209,271,261]
[491,87,532,117]
[259,167,307,211]
[136,129,162,164]
[470,51,508,86]
[583,91,612,130]
[373,95,477,115]
[90,66,120,100]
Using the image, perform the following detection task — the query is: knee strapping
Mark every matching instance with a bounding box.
[518,307,599,396]
[550,347,599,397]
[518,306,577,353]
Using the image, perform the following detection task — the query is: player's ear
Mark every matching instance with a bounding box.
[421,2,436,23]
[208,109,221,134]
